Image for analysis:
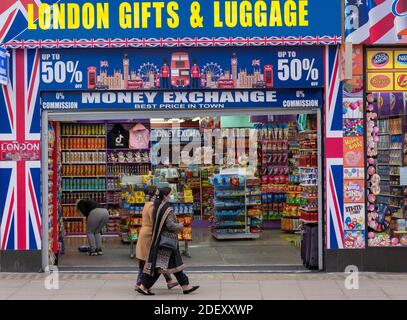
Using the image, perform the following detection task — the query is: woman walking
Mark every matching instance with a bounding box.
[137,187,199,295]
[135,186,178,290]
[76,199,110,256]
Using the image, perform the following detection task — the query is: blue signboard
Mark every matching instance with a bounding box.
[15,0,341,45]
[0,48,7,85]
[40,46,324,91]
[41,89,323,110]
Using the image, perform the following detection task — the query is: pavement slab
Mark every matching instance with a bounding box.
[1,272,407,300]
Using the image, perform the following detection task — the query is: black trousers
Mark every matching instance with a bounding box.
[141,269,189,289]
[192,77,199,89]
[137,261,172,286]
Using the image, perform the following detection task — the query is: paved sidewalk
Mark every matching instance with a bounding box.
[1,272,407,300]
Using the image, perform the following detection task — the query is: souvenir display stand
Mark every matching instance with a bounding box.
[212,168,261,240]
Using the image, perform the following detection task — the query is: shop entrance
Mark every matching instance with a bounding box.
[41,108,323,272]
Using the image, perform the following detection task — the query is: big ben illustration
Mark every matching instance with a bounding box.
[123,54,129,89]
[231,53,238,88]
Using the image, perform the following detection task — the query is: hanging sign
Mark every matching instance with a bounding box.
[40,88,323,110]
[39,46,324,91]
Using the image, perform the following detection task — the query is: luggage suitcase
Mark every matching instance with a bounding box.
[301,225,311,266]
[308,225,319,269]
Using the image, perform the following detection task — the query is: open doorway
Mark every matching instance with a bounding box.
[42,109,322,272]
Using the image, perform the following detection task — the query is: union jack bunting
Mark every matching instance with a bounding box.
[4,36,342,49]
[345,0,407,44]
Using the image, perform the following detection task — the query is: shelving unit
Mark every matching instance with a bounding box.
[246,176,263,234]
[297,130,318,224]
[201,166,215,220]
[212,171,260,240]
[282,122,303,232]
[376,116,407,238]
[258,123,290,223]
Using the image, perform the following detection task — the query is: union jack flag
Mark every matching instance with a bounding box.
[100,60,109,68]
[345,0,407,44]
[251,59,260,66]
[324,46,345,249]
[0,1,41,250]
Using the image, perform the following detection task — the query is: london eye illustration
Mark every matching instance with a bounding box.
[202,62,224,83]
[137,62,160,82]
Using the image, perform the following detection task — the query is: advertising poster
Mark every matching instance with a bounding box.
[344,179,365,203]
[344,230,366,249]
[344,168,364,180]
[39,46,324,92]
[343,137,364,168]
[343,98,363,119]
[343,119,363,137]
[344,203,365,231]
[376,92,404,116]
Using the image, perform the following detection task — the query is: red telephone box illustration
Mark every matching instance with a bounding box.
[264,65,274,88]
[87,67,97,89]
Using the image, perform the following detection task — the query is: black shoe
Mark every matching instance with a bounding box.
[136,287,155,295]
[88,250,97,256]
[183,286,199,294]
[167,281,179,290]
[96,248,103,256]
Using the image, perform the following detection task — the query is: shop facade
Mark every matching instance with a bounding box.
[0,0,364,273]
[323,0,407,271]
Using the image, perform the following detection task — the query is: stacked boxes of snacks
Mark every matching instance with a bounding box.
[258,123,289,222]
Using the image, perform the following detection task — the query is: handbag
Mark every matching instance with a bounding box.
[159,235,177,250]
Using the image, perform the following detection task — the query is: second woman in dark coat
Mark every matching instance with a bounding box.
[137,187,199,295]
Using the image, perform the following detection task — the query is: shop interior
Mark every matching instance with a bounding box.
[45,111,320,270]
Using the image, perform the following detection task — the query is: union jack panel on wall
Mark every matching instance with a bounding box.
[0,1,41,250]
[324,46,345,249]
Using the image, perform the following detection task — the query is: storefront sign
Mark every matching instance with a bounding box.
[0,48,8,85]
[367,50,393,69]
[367,73,394,92]
[0,141,40,161]
[395,72,407,90]
[39,47,324,91]
[41,89,323,110]
[367,49,407,92]
[395,50,407,68]
[9,0,341,48]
